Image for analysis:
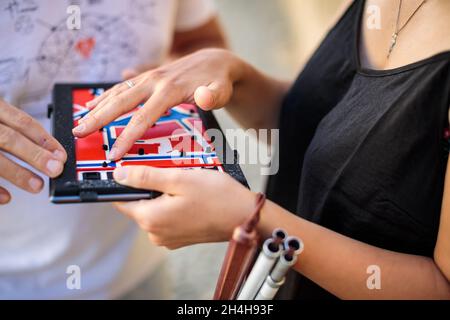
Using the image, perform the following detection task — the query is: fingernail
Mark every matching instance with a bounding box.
[28,177,43,192]
[73,123,86,134]
[53,150,66,161]
[47,159,63,175]
[108,148,118,160]
[114,167,127,181]
[0,193,10,203]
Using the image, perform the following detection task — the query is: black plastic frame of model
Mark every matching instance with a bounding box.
[49,83,247,204]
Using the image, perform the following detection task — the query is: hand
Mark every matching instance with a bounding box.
[72,48,243,160]
[121,62,158,80]
[0,99,67,204]
[112,166,256,249]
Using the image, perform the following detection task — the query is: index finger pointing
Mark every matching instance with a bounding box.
[108,93,173,160]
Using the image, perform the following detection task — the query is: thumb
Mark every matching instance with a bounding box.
[194,81,232,111]
[113,166,185,194]
[0,186,11,205]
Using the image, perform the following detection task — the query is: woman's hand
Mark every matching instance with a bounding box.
[112,166,256,249]
[73,48,244,160]
[0,99,67,204]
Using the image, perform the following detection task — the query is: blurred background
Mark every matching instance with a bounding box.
[166,0,345,299]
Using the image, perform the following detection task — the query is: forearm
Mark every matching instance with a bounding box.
[170,17,228,60]
[257,200,450,299]
[227,60,291,131]
[170,39,226,61]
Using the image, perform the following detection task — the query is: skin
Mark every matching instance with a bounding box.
[75,0,450,298]
[0,98,67,204]
[0,16,226,205]
[360,0,450,70]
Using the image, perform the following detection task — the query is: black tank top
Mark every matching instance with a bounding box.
[267,0,450,299]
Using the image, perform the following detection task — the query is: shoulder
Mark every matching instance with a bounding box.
[318,0,358,37]
[330,0,357,25]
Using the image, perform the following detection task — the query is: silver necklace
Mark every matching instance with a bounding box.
[388,0,427,58]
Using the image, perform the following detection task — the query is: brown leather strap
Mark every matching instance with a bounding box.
[242,193,266,233]
[213,193,266,300]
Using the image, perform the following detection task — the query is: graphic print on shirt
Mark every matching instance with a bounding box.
[0,0,164,109]
[0,0,38,85]
[36,14,139,80]
[3,0,39,34]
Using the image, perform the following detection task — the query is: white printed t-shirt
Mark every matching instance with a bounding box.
[0,0,215,299]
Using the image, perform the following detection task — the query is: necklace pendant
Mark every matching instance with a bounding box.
[387,32,398,58]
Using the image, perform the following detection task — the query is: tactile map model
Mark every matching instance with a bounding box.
[73,88,223,181]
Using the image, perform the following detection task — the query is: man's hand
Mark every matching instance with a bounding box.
[0,99,67,204]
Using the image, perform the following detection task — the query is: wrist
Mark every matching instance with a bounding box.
[221,186,259,240]
[224,188,272,243]
[255,200,278,241]
[226,50,251,85]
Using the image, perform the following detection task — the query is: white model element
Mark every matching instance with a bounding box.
[255,237,304,300]
[237,238,283,300]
